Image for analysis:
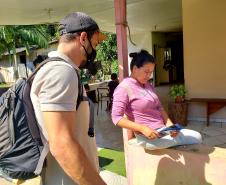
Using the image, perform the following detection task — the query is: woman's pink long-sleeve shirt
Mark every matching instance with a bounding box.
[111,77,165,129]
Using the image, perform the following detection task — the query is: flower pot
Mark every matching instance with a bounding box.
[175,96,184,103]
[168,102,188,126]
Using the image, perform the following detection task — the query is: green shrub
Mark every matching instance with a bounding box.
[169,84,186,102]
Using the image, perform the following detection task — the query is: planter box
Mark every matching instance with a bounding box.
[168,102,188,126]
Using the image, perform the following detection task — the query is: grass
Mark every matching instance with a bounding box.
[0,83,12,88]
[98,148,126,177]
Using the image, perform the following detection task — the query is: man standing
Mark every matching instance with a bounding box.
[30,12,107,185]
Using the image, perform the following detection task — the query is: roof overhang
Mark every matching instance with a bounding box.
[0,0,182,34]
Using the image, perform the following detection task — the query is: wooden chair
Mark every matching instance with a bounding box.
[96,87,110,115]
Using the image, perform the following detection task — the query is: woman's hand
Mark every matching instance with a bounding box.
[165,119,179,137]
[170,131,179,138]
[140,125,160,139]
[165,119,174,127]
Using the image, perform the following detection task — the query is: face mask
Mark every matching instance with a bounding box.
[83,60,101,76]
[80,39,98,75]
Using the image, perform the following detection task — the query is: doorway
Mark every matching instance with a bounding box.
[153,32,184,86]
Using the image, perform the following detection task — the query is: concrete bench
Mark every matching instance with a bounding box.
[187,98,226,126]
[123,129,226,185]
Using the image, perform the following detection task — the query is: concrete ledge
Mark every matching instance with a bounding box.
[0,176,42,185]
[123,129,226,185]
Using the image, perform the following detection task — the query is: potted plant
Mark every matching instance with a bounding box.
[168,84,188,126]
[169,84,186,103]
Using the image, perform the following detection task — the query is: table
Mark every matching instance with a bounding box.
[188,98,226,126]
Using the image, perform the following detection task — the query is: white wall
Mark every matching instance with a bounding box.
[127,31,153,75]
[183,0,226,122]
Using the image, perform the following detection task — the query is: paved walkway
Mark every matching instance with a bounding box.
[187,121,226,148]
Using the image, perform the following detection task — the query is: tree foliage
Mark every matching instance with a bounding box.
[0,25,49,78]
[0,24,118,81]
[96,32,118,78]
[45,24,60,41]
[0,25,49,54]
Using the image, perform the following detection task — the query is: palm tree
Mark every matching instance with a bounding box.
[0,25,49,78]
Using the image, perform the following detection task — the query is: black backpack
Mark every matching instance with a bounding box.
[0,57,94,181]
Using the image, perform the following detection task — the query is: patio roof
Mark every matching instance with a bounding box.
[2,46,38,56]
[0,0,182,33]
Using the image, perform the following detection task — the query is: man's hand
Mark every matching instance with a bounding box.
[140,125,160,139]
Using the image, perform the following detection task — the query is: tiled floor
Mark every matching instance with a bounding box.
[186,121,226,147]
[95,106,124,151]
[95,102,226,185]
[95,104,126,185]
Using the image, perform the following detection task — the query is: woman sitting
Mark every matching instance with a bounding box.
[111,50,202,150]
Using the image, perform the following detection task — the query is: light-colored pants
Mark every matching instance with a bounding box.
[135,129,202,150]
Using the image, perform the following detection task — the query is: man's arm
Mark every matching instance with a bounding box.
[42,111,106,185]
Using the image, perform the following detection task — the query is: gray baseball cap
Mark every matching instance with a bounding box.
[59,12,106,42]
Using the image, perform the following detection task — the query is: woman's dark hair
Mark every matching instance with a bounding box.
[129,49,155,71]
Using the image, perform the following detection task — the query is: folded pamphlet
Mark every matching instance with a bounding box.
[156,123,183,137]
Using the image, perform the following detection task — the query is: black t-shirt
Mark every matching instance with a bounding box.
[108,80,119,98]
